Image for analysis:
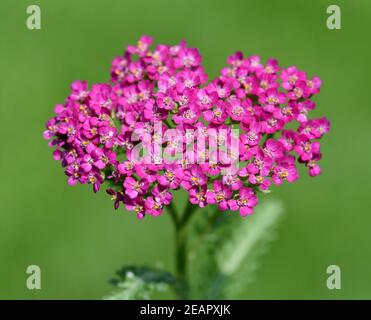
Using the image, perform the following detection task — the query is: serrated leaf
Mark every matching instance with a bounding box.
[188,198,284,299]
[103,266,176,300]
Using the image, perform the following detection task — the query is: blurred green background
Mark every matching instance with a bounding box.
[1,0,371,299]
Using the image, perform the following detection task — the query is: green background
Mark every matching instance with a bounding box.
[1,0,370,299]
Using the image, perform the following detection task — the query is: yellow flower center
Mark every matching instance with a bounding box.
[278,169,288,179]
[267,96,279,104]
[191,177,200,184]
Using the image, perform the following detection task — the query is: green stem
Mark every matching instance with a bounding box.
[167,202,179,229]
[180,201,199,226]
[167,201,199,299]
[164,118,175,129]
[175,221,188,299]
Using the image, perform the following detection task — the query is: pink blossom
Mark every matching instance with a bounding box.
[206,181,233,211]
[228,187,258,216]
[44,36,330,219]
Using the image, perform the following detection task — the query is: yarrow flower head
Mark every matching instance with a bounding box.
[44,36,330,219]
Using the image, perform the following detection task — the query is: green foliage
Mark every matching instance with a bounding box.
[188,199,283,299]
[103,266,176,300]
[104,199,283,300]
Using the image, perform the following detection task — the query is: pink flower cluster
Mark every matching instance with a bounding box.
[44,36,330,219]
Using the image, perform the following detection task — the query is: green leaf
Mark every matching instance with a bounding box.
[103,266,176,300]
[188,199,284,299]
